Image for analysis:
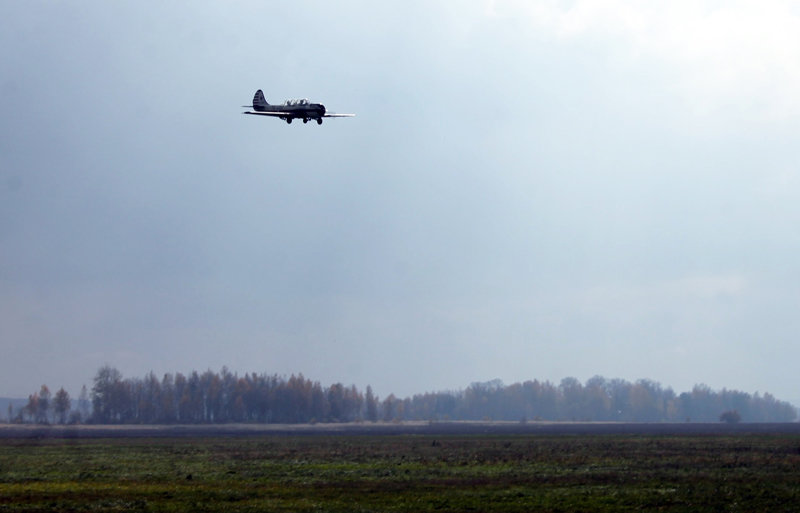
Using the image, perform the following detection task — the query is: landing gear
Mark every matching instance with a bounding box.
[317,118,323,125]
[286,118,292,124]
[303,118,309,124]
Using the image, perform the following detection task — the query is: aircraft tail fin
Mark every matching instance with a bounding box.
[253,89,269,109]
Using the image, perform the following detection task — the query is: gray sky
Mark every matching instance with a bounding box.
[2,1,800,403]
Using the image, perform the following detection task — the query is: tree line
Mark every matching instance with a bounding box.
[5,367,797,424]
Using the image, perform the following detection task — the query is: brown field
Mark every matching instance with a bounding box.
[3,422,800,512]
[2,420,800,439]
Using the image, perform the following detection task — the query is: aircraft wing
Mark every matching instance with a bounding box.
[242,111,288,117]
[323,113,356,117]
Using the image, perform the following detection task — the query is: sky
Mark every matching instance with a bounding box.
[2,1,800,404]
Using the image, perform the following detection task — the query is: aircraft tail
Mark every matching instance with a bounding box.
[253,89,269,109]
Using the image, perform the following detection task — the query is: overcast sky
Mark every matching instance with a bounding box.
[2,1,800,403]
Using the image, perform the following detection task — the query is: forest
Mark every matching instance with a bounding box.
[6,366,797,425]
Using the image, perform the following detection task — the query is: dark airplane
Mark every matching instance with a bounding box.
[242,90,355,125]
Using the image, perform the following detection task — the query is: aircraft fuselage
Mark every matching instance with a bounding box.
[253,103,325,119]
[243,90,353,125]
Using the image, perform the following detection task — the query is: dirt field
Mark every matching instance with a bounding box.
[2,420,800,439]
[3,426,800,511]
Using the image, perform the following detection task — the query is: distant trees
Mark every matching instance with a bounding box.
[20,385,51,424]
[23,393,38,423]
[78,385,90,422]
[37,385,52,424]
[14,369,798,425]
[81,367,368,424]
[91,366,127,423]
[720,410,741,423]
[365,385,378,422]
[399,378,795,424]
[53,388,71,424]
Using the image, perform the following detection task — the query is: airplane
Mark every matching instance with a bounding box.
[242,90,355,125]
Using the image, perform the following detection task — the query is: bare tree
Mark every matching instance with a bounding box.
[365,385,378,422]
[53,388,71,424]
[91,366,125,423]
[23,393,38,423]
[78,385,90,422]
[36,385,51,424]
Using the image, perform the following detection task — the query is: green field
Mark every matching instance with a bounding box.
[2,433,799,512]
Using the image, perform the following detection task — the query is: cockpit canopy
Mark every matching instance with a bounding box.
[284,98,310,106]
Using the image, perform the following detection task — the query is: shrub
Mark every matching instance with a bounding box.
[719,410,741,423]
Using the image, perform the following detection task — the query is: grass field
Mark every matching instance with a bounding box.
[2,431,800,512]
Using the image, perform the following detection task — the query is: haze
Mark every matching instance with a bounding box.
[2,1,800,404]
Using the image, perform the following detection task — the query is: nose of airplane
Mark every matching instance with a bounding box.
[319,104,327,115]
